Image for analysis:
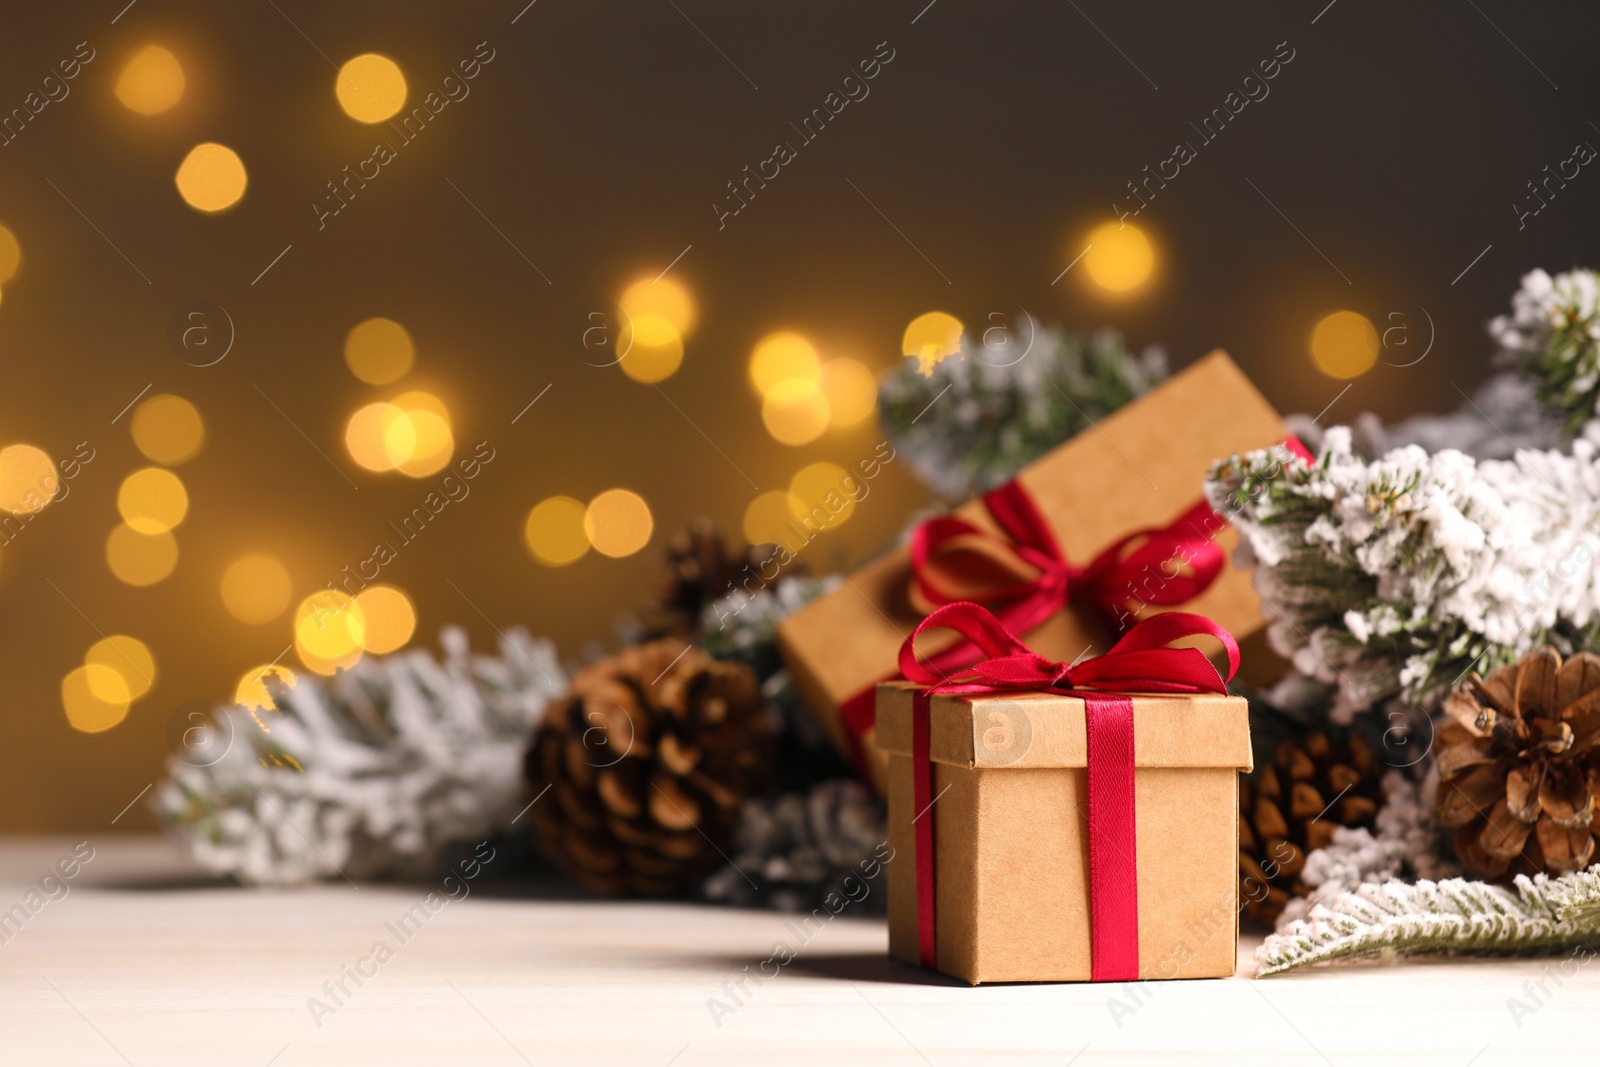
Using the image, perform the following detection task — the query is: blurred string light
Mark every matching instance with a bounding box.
[0,223,21,286]
[0,444,58,514]
[818,358,877,427]
[221,554,291,624]
[117,467,188,534]
[115,45,185,114]
[235,663,295,714]
[86,635,155,701]
[175,142,247,213]
[790,462,855,525]
[743,490,803,552]
[583,489,653,558]
[616,316,683,384]
[294,592,366,675]
[63,635,157,733]
[344,392,454,476]
[131,393,204,464]
[344,317,414,385]
[749,332,820,394]
[614,276,695,383]
[762,380,830,445]
[62,665,130,734]
[1309,310,1380,379]
[1081,220,1155,293]
[901,312,963,376]
[749,332,876,443]
[353,585,416,654]
[524,495,590,566]
[336,53,408,123]
[106,524,177,585]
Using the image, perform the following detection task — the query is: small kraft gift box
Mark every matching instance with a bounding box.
[878,602,1252,985]
[778,350,1292,795]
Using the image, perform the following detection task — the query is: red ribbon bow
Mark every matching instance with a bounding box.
[899,601,1238,981]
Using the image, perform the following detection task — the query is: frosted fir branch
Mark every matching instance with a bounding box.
[1256,865,1600,977]
[1490,267,1600,434]
[1206,427,1600,718]
[155,627,565,885]
[878,317,1166,500]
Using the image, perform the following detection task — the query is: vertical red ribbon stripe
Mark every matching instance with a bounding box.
[1084,693,1139,982]
[912,691,937,970]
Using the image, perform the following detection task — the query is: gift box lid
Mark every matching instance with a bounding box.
[874,681,1253,771]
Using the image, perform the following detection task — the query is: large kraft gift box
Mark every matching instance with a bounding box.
[777,350,1288,791]
[877,681,1252,984]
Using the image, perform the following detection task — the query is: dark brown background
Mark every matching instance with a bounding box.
[0,0,1595,831]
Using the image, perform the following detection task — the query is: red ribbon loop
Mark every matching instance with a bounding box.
[900,601,1238,698]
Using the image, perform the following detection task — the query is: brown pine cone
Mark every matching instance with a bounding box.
[1436,647,1600,881]
[1239,729,1382,924]
[524,639,774,896]
[646,519,777,637]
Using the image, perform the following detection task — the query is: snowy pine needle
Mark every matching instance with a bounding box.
[157,627,565,885]
[879,318,1166,500]
[1256,865,1600,976]
[1491,267,1600,434]
[1206,427,1600,718]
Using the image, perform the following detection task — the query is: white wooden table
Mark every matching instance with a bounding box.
[0,837,1588,1064]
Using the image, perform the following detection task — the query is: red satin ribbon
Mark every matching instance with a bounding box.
[840,436,1312,772]
[900,601,1237,981]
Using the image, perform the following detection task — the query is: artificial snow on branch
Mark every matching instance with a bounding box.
[1206,427,1600,719]
[1491,267,1600,434]
[157,627,565,885]
[1256,865,1600,977]
[879,317,1166,500]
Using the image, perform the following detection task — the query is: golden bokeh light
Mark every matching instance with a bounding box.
[106,524,178,586]
[346,402,406,472]
[336,53,408,124]
[743,490,803,552]
[175,142,248,213]
[236,663,296,713]
[85,636,156,702]
[819,358,878,428]
[762,379,831,446]
[344,317,415,385]
[131,393,205,464]
[62,665,131,734]
[1309,310,1380,380]
[0,224,20,285]
[294,592,367,673]
[116,44,186,114]
[901,311,963,375]
[749,332,820,395]
[0,444,58,515]
[221,555,292,624]
[524,496,590,566]
[1082,221,1155,293]
[389,409,453,477]
[790,462,856,527]
[118,467,189,534]
[353,585,416,654]
[619,276,696,334]
[584,489,654,559]
[617,315,685,384]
